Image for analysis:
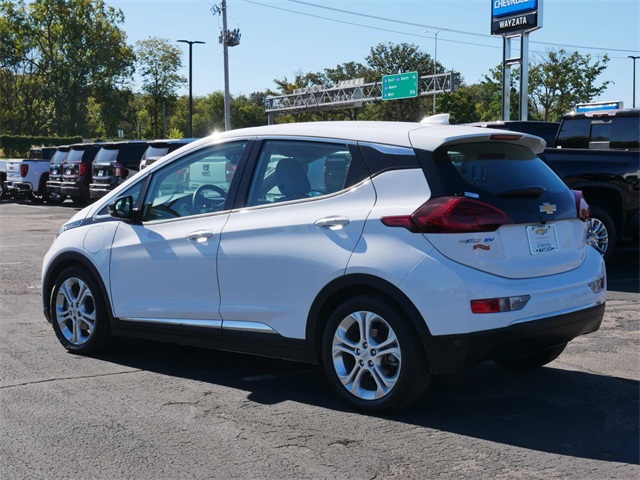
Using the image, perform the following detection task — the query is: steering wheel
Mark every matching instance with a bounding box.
[192,184,227,213]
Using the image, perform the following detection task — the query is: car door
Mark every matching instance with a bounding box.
[217,138,375,340]
[109,140,250,329]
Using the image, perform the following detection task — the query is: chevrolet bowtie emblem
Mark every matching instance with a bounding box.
[539,203,557,215]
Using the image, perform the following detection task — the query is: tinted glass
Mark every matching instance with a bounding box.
[610,116,640,149]
[66,149,86,162]
[556,118,591,148]
[432,142,575,222]
[144,146,170,158]
[50,150,69,165]
[95,148,119,163]
[247,140,353,207]
[590,121,611,142]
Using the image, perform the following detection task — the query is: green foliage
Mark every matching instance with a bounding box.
[136,37,185,138]
[529,49,610,121]
[0,0,134,137]
[0,135,82,158]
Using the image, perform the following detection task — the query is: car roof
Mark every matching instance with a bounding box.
[210,121,547,154]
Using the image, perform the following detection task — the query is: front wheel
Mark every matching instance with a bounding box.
[321,295,430,412]
[495,343,567,370]
[50,266,110,354]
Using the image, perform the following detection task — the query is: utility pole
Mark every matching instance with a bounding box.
[628,56,639,108]
[212,1,241,131]
[177,39,205,138]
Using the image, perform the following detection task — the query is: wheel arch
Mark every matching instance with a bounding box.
[306,274,433,366]
[43,252,114,328]
[568,181,625,240]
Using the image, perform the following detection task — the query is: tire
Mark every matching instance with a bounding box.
[587,206,616,262]
[495,342,567,370]
[0,180,6,200]
[50,266,111,354]
[47,191,67,205]
[30,190,47,204]
[71,195,87,207]
[321,294,430,413]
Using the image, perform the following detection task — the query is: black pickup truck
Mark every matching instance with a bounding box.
[468,110,639,261]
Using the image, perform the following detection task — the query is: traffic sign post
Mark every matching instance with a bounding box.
[382,72,419,101]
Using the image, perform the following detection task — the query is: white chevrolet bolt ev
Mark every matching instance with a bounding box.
[42,118,606,412]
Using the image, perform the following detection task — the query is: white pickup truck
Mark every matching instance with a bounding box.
[3,158,51,203]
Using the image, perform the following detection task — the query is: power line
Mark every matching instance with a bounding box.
[287,0,640,54]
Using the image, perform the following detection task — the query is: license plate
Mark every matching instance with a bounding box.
[98,170,105,177]
[527,224,559,255]
[65,169,73,175]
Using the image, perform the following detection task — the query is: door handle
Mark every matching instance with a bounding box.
[187,230,214,243]
[314,216,351,230]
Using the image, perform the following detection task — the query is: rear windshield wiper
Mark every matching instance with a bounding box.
[497,186,547,198]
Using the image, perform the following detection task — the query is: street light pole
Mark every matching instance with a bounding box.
[426,28,449,115]
[177,39,205,138]
[628,56,640,108]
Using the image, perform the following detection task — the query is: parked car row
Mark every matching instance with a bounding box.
[2,138,197,206]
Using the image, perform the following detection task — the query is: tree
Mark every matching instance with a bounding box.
[529,49,610,121]
[136,37,185,138]
[0,0,135,136]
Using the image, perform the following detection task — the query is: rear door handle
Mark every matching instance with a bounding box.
[314,216,351,229]
[187,230,214,243]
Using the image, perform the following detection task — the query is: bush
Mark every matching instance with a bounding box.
[0,135,83,158]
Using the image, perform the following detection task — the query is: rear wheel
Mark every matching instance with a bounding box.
[321,295,430,412]
[587,206,616,262]
[495,343,567,370]
[50,266,110,354]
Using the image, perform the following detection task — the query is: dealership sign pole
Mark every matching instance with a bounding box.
[491,0,543,121]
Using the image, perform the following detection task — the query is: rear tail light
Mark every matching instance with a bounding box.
[470,295,530,314]
[572,190,590,221]
[113,162,124,177]
[79,162,87,175]
[381,196,513,233]
[21,164,29,177]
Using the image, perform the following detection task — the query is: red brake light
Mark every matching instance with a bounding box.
[490,134,522,141]
[572,190,590,221]
[79,162,87,175]
[382,197,513,233]
[21,164,29,177]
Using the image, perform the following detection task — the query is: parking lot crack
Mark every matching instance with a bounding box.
[0,369,142,389]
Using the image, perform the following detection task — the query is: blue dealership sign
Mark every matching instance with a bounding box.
[492,0,537,18]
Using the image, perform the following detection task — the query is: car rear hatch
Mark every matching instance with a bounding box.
[91,145,120,184]
[408,134,587,279]
[49,148,70,181]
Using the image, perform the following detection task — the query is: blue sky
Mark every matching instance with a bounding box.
[112,0,640,112]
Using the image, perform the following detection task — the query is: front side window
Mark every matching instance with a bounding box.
[142,141,247,222]
[246,140,353,207]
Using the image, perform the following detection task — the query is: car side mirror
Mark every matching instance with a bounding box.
[108,195,137,221]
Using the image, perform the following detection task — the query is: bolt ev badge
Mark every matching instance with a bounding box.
[539,203,557,215]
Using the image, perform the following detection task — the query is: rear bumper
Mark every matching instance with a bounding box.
[426,303,605,373]
[46,180,62,193]
[60,182,88,197]
[5,181,33,192]
[89,183,116,199]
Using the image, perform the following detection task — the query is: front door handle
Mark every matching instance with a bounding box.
[314,216,351,230]
[187,230,214,243]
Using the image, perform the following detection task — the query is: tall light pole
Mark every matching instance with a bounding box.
[177,39,205,138]
[426,28,449,114]
[628,55,640,108]
[212,0,240,131]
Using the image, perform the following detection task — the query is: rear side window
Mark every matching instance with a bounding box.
[431,142,575,222]
[246,140,358,207]
[610,116,640,149]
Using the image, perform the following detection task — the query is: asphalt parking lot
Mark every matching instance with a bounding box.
[1,199,638,480]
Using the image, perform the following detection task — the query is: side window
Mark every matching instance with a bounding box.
[142,141,246,222]
[246,140,353,207]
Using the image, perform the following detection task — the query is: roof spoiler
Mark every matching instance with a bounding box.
[420,113,450,125]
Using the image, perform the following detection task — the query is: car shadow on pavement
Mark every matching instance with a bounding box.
[97,338,639,466]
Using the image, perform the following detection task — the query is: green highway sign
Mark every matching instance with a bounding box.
[382,71,419,101]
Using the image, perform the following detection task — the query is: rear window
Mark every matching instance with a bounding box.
[431,142,575,222]
[50,150,69,165]
[144,146,170,159]
[95,148,119,163]
[66,149,86,162]
[556,118,591,148]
